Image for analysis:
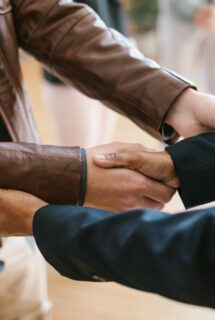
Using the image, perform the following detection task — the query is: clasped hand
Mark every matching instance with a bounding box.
[85,142,178,212]
[0,142,177,237]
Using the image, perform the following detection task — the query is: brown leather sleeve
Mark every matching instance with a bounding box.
[12,0,195,141]
[0,142,82,204]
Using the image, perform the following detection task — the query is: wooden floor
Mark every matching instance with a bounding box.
[22,59,215,320]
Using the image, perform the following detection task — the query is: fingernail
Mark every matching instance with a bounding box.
[95,155,107,160]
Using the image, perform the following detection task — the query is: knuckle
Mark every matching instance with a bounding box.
[105,152,117,161]
[115,153,122,161]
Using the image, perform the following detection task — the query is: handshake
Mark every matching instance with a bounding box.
[85,142,179,212]
[1,88,215,235]
[0,142,178,237]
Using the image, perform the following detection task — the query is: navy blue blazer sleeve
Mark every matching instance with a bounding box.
[167,132,215,209]
[33,204,215,309]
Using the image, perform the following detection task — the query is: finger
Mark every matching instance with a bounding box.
[140,175,176,204]
[94,151,163,180]
[94,152,144,169]
[140,197,164,210]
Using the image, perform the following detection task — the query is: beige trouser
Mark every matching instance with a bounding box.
[0,237,52,320]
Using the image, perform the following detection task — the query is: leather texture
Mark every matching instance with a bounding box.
[0,142,81,204]
[33,204,215,309]
[0,0,194,203]
[5,0,193,141]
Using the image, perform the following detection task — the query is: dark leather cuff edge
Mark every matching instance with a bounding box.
[78,148,87,206]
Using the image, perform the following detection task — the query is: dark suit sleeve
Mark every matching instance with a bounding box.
[33,205,215,308]
[166,132,215,209]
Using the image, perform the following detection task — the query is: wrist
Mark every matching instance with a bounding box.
[165,88,198,135]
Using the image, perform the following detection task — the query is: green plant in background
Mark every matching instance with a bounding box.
[129,0,158,32]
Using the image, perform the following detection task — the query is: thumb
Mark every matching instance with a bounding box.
[94,151,163,175]
[93,152,159,174]
[94,151,179,188]
[93,152,137,169]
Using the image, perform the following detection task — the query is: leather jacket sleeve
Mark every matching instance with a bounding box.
[12,0,195,141]
[0,142,83,204]
[33,205,215,309]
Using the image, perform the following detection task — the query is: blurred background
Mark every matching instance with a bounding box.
[21,0,215,319]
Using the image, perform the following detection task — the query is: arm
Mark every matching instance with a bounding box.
[0,142,83,204]
[33,204,215,309]
[0,142,175,210]
[0,188,214,308]
[11,0,194,141]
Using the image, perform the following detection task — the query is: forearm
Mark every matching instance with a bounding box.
[33,205,215,308]
[12,0,194,141]
[0,142,85,204]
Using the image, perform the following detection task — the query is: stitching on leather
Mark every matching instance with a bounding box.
[24,0,57,42]
[0,146,80,161]
[19,4,185,130]
[23,10,90,66]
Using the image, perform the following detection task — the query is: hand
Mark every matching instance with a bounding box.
[166,89,215,138]
[85,142,176,212]
[194,4,215,31]
[93,150,179,189]
[0,189,47,236]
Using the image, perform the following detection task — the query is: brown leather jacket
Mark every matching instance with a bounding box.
[0,0,194,205]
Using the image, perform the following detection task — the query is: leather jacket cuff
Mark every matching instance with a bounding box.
[0,142,82,204]
[166,133,215,209]
[160,69,197,144]
[78,148,87,206]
